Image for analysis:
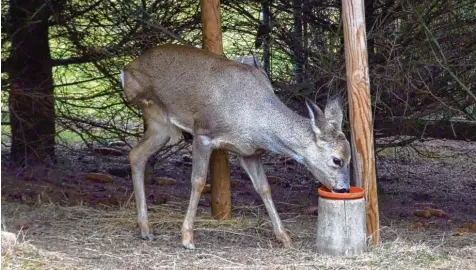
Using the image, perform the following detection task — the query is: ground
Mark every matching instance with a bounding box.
[1,138,476,269]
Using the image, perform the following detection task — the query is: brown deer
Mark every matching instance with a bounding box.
[121,44,351,249]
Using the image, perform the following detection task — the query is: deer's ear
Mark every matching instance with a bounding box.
[305,98,326,136]
[324,96,344,130]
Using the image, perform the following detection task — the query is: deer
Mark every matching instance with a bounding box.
[121,44,351,249]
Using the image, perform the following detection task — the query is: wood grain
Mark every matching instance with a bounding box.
[316,197,367,256]
[201,0,223,55]
[209,149,232,219]
[200,0,232,220]
[342,0,380,245]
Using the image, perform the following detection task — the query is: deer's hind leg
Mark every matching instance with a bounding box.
[181,134,213,249]
[130,101,182,240]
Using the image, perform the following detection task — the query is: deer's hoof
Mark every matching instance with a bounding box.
[138,220,155,241]
[183,242,196,250]
[282,240,293,248]
[277,232,293,248]
[181,229,195,249]
[141,233,156,241]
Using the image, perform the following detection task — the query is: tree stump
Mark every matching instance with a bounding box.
[316,187,367,256]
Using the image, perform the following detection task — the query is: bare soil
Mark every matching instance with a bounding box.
[1,138,476,269]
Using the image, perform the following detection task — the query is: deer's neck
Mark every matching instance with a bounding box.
[260,104,313,164]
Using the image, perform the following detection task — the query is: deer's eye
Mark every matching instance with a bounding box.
[332,157,343,167]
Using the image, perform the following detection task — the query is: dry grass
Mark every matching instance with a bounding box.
[1,230,78,269]
[1,200,475,270]
[2,139,475,269]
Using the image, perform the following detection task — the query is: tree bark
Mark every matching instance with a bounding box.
[365,0,375,55]
[6,0,60,165]
[200,0,233,220]
[261,1,271,77]
[292,0,304,83]
[342,0,380,245]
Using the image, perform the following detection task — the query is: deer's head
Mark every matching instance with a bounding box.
[303,97,351,193]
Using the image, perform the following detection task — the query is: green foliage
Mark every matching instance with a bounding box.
[1,0,475,148]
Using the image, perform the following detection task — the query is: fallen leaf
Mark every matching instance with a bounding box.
[98,198,119,206]
[409,221,425,229]
[98,199,111,206]
[155,178,177,186]
[108,198,119,205]
[453,227,470,236]
[462,223,476,232]
[86,173,113,183]
[424,207,447,217]
[62,183,81,191]
[414,209,431,218]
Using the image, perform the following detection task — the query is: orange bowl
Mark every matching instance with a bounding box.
[317,186,365,200]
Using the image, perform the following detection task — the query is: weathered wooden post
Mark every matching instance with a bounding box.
[316,187,367,256]
[200,0,232,220]
[342,0,380,245]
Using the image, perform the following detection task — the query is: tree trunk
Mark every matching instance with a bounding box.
[365,0,375,55]
[6,0,57,165]
[342,0,380,245]
[200,0,233,220]
[261,1,271,77]
[302,0,309,78]
[292,0,304,83]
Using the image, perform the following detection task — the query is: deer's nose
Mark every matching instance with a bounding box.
[333,188,349,193]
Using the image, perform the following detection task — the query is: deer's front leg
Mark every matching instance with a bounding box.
[181,135,213,249]
[240,155,293,248]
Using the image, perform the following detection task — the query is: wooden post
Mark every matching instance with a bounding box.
[341,0,380,245]
[200,0,232,220]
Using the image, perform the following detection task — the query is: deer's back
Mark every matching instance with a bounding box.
[125,44,278,133]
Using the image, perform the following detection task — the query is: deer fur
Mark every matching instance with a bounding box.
[121,44,351,249]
